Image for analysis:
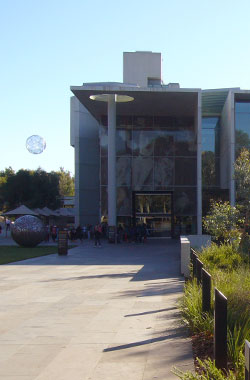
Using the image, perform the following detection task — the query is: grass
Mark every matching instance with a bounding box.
[0,245,75,264]
[178,243,250,379]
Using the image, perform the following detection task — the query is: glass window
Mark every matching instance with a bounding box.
[154,116,175,129]
[132,157,153,189]
[154,132,174,156]
[101,157,107,185]
[117,157,131,186]
[101,186,108,217]
[154,157,174,187]
[133,116,153,129]
[117,115,133,128]
[202,153,220,187]
[174,188,197,215]
[100,125,108,156]
[135,194,172,214]
[117,187,131,216]
[175,130,196,156]
[202,117,220,187]
[202,117,220,155]
[174,216,197,235]
[235,111,250,157]
[116,129,132,156]
[132,130,155,156]
[175,158,197,186]
[235,102,250,113]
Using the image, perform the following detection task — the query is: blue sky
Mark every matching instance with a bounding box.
[1,0,250,174]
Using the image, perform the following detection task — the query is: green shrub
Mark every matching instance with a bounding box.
[179,243,250,377]
[173,358,243,380]
[214,268,250,321]
[179,278,213,334]
[198,243,243,273]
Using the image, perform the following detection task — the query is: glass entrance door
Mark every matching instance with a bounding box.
[134,192,173,237]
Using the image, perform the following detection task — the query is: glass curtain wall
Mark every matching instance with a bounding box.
[202,117,224,216]
[100,115,197,234]
[235,102,250,157]
[202,118,220,187]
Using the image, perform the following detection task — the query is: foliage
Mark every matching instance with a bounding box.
[198,243,244,272]
[179,278,213,335]
[173,358,241,380]
[57,167,74,196]
[179,242,250,378]
[198,244,250,367]
[0,167,74,211]
[203,200,243,245]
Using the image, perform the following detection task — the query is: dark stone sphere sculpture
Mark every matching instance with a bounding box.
[11,215,46,247]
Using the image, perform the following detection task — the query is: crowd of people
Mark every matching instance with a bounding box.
[45,222,149,246]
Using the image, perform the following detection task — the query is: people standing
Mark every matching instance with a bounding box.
[94,223,102,247]
[51,225,57,242]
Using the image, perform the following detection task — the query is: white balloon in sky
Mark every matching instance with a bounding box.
[26,135,46,154]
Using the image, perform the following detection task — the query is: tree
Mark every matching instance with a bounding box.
[57,167,74,197]
[0,168,61,210]
[203,200,243,245]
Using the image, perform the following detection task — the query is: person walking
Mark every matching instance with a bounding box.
[94,223,102,247]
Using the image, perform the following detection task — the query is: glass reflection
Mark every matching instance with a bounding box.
[117,187,131,215]
[100,125,108,156]
[154,157,173,186]
[235,102,250,113]
[132,157,153,189]
[175,130,196,156]
[101,186,108,217]
[117,157,131,186]
[132,130,154,156]
[202,117,220,187]
[175,158,197,186]
[235,107,250,157]
[135,194,171,214]
[174,216,197,235]
[116,129,132,156]
[154,132,174,156]
[133,116,153,129]
[101,157,108,185]
[174,188,197,215]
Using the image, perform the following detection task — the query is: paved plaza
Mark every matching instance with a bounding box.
[0,239,193,379]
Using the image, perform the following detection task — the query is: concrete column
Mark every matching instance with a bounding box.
[107,94,117,227]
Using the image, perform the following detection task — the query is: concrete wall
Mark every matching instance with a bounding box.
[220,91,235,204]
[70,96,100,226]
[123,51,162,87]
[180,235,211,277]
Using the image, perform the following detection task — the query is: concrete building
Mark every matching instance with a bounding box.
[70,51,250,237]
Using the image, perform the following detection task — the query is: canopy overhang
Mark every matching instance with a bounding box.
[71,83,200,121]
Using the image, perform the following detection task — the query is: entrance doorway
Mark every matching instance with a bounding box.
[133,191,174,237]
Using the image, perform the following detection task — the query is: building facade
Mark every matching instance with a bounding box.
[70,51,250,237]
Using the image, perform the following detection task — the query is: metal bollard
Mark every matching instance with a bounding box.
[202,268,211,313]
[196,258,203,284]
[214,288,227,371]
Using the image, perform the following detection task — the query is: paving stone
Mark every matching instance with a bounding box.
[0,239,194,379]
